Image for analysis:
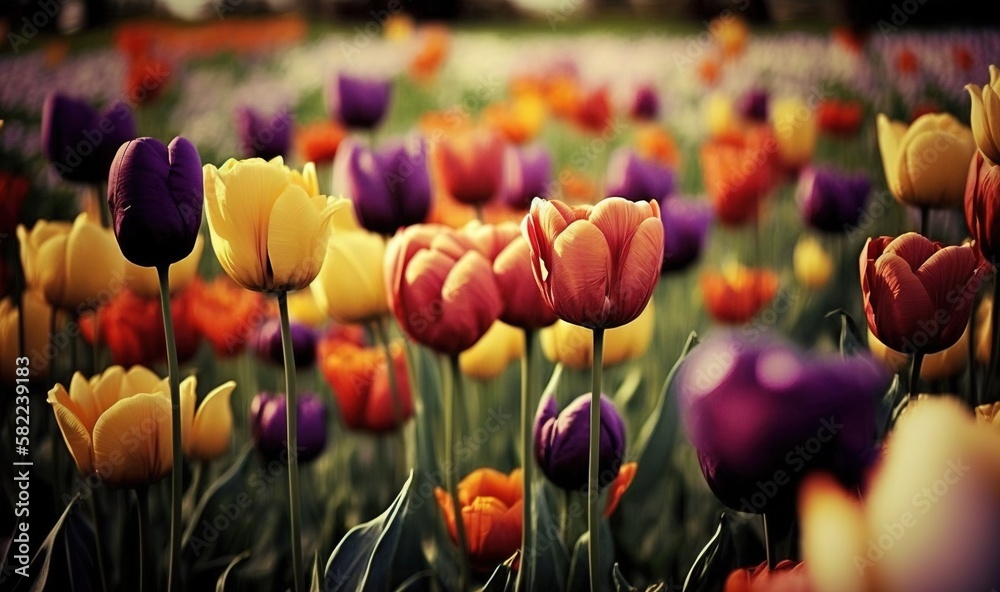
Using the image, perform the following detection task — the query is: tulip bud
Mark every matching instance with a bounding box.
[605,147,675,203]
[966,65,1000,164]
[736,88,769,123]
[435,128,506,206]
[965,151,1000,264]
[235,106,292,161]
[796,167,871,234]
[534,393,626,491]
[660,197,713,273]
[459,321,524,380]
[250,391,328,464]
[501,144,552,209]
[328,74,392,130]
[700,128,777,226]
[793,235,833,291]
[41,92,137,184]
[770,97,818,172]
[701,263,779,325]
[311,230,388,324]
[253,318,318,369]
[434,468,522,572]
[629,84,660,122]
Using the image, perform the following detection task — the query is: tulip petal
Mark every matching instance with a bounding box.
[800,475,871,592]
[438,251,503,354]
[983,85,1000,163]
[189,380,236,461]
[588,197,653,257]
[179,376,196,453]
[68,371,101,432]
[876,114,907,199]
[92,393,172,488]
[549,221,612,328]
[968,85,1000,165]
[36,233,68,307]
[91,365,126,418]
[883,232,937,273]
[49,384,94,475]
[124,365,162,394]
[615,217,663,327]
[870,252,933,350]
[266,185,327,291]
[65,214,124,310]
[897,118,976,207]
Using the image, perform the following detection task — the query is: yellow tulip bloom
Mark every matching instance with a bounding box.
[311,229,388,324]
[203,157,347,293]
[122,234,204,298]
[287,289,328,328]
[705,93,738,138]
[793,235,833,291]
[770,97,818,169]
[180,375,237,462]
[17,212,124,311]
[0,291,59,383]
[540,302,654,370]
[966,64,1000,164]
[460,321,524,380]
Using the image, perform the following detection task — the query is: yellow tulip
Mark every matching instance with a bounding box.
[0,291,58,383]
[966,64,1000,164]
[705,93,738,138]
[540,302,654,370]
[460,321,524,380]
[793,235,833,290]
[287,289,328,328]
[310,229,387,324]
[203,157,348,293]
[876,112,976,208]
[180,375,237,462]
[770,97,818,169]
[17,212,124,311]
[121,234,204,298]
[867,326,968,380]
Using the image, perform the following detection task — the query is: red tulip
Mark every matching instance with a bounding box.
[573,87,613,134]
[700,128,777,226]
[435,128,506,206]
[701,265,779,324]
[191,274,270,357]
[817,99,863,137]
[965,151,1000,264]
[493,237,558,329]
[725,560,813,592]
[860,232,988,355]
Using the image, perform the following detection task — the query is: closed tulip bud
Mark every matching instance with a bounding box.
[120,235,204,298]
[41,92,137,184]
[966,65,1000,164]
[793,236,833,291]
[180,376,237,462]
[737,88,769,123]
[311,230,387,324]
[253,317,317,368]
[235,106,291,161]
[876,112,976,208]
[250,391,327,464]
[661,197,713,273]
[797,167,871,234]
[436,128,506,206]
[0,292,58,383]
[629,83,660,122]
[328,74,392,130]
[965,151,1000,264]
[501,144,552,209]
[493,236,558,329]
[534,392,626,491]
[605,147,675,203]
[540,302,654,369]
[770,97,818,171]
[434,468,522,572]
[459,321,524,380]
[701,263,779,324]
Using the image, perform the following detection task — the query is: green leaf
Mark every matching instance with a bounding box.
[28,493,80,592]
[567,519,615,592]
[182,444,254,552]
[481,552,519,591]
[215,550,251,592]
[525,480,570,589]
[612,563,637,592]
[392,570,435,591]
[311,552,322,592]
[612,366,644,410]
[681,512,762,592]
[826,309,863,357]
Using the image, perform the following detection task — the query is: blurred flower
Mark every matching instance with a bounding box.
[41,92,137,184]
[965,150,1000,263]
[701,263,779,324]
[876,113,976,209]
[629,84,660,121]
[383,14,414,41]
[191,274,268,357]
[250,392,328,464]
[108,136,203,270]
[296,120,347,166]
[701,128,777,225]
[705,93,738,138]
[328,74,392,130]
[522,197,663,329]
[817,99,863,137]
[435,128,506,206]
[203,157,346,292]
[493,235,558,329]
[770,97,818,172]
[603,461,637,517]
[737,88,769,123]
[459,320,524,380]
[573,87,613,134]
[235,106,292,161]
[181,375,237,463]
[409,25,450,82]
[975,402,1000,428]
[604,148,675,203]
[534,392,626,491]
[543,74,581,118]
[967,65,1000,163]
[797,167,871,233]
[557,169,597,202]
[540,302,654,369]
[253,317,317,368]
[678,331,888,514]
[860,233,986,355]
[484,94,546,145]
[311,229,387,324]
[660,197,713,273]
[725,560,813,592]
[711,15,748,57]
[125,55,171,104]
[698,58,722,86]
[794,236,834,291]
[867,325,969,381]
[0,170,29,239]
[832,26,867,53]
[896,48,919,74]
[17,213,124,311]
[975,295,993,365]
[635,125,681,168]
[434,468,522,571]
[286,289,327,328]
[0,292,57,383]
[501,144,552,209]
[952,46,975,72]
[121,235,204,298]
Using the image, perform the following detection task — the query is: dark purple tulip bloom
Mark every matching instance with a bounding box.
[605,147,675,203]
[677,331,889,515]
[250,391,328,464]
[501,144,552,209]
[737,88,769,123]
[235,106,292,161]
[332,136,431,235]
[329,74,392,130]
[534,392,626,491]
[797,167,871,233]
[253,318,318,369]
[41,92,137,184]
[108,136,203,269]
[629,84,660,121]
[660,197,713,273]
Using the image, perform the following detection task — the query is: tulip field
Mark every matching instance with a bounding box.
[4,11,1000,592]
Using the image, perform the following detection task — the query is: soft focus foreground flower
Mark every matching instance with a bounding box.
[191,274,269,357]
[770,97,818,172]
[540,302,654,369]
[867,326,969,381]
[18,213,124,311]
[0,292,57,383]
[724,560,813,592]
[967,65,1000,164]
[604,148,675,203]
[797,167,871,233]
[629,84,660,121]
[484,94,546,145]
[534,393,626,491]
[295,120,346,166]
[876,113,977,208]
[501,144,552,209]
[235,106,292,161]
[203,157,346,292]
[700,128,777,225]
[0,170,29,239]
[253,317,317,368]
[459,321,524,380]
[800,397,1000,592]
[311,229,387,324]
[435,128,506,206]
[860,233,987,355]
[328,74,392,130]
[793,236,834,290]
[678,331,889,514]
[180,376,236,462]
[492,235,558,329]
[701,264,779,324]
[522,197,663,329]
[434,468,523,571]
[661,198,713,273]
[122,235,204,298]
[965,151,1000,263]
[41,92,137,183]
[250,391,327,463]
[817,99,863,137]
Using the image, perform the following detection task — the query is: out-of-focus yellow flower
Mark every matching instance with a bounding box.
[710,15,749,58]
[868,326,969,380]
[17,213,124,311]
[203,157,348,293]
[484,94,547,145]
[383,13,415,42]
[793,235,833,290]
[770,97,818,170]
[460,321,524,380]
[966,64,1000,164]
[180,375,237,462]
[539,302,654,370]
[0,292,59,383]
[311,229,387,324]
[122,234,204,298]
[287,289,327,328]
[976,402,1000,429]
[876,112,976,208]
[705,93,738,138]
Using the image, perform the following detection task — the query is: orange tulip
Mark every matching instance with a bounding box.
[522,197,663,329]
[435,128,506,206]
[191,274,270,357]
[701,128,777,226]
[434,468,522,571]
[635,124,681,168]
[701,264,779,324]
[724,560,812,592]
[483,95,546,145]
[409,25,450,83]
[573,87,613,135]
[296,120,346,165]
[493,236,558,329]
[604,461,637,517]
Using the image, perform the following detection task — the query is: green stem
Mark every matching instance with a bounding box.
[588,328,605,592]
[96,182,111,229]
[763,514,775,570]
[157,266,183,592]
[561,490,571,547]
[909,352,924,400]
[919,206,929,237]
[278,292,304,592]
[516,329,536,592]
[87,494,109,592]
[136,487,150,591]
[446,355,470,589]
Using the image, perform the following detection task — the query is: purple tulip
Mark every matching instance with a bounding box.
[534,393,626,491]
[235,106,292,161]
[501,144,552,209]
[677,331,889,514]
[107,136,203,269]
[250,391,328,464]
[737,88,770,123]
[629,84,661,121]
[797,167,871,233]
[660,197,713,273]
[605,147,675,203]
[41,92,137,184]
[253,318,318,369]
[332,136,431,235]
[328,74,392,130]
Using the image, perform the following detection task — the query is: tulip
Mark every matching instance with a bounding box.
[332,136,432,235]
[41,92,137,183]
[328,74,392,130]
[797,167,871,234]
[522,197,663,329]
[409,25,450,82]
[286,289,328,328]
[737,88,769,123]
[250,392,328,464]
[635,125,681,168]
[677,331,889,514]
[975,402,1000,428]
[235,106,292,161]
[459,321,524,381]
[965,151,1000,263]
[484,94,546,145]
[700,128,777,225]
[253,317,317,368]
[701,263,779,324]
[660,197,713,273]
[705,93,739,138]
[770,97,818,172]
[180,375,237,463]
[710,14,748,57]
[793,236,834,291]
[817,99,863,137]
[540,302,654,369]
[876,112,977,209]
[603,462,637,517]
[0,292,57,383]
[0,170,29,239]
[434,468,523,571]
[295,120,346,166]
[724,561,813,592]
[867,326,969,381]
[122,235,204,298]
[310,230,387,325]
[604,148,675,203]
[629,84,660,121]
[967,65,1000,164]
[573,87,613,134]
[435,128,506,206]
[493,236,558,329]
[203,157,347,293]
[534,392,626,491]
[17,213,124,312]
[191,275,269,357]
[501,144,552,209]
[860,233,987,356]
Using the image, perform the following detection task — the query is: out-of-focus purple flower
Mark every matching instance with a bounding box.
[332,136,431,235]
[107,136,203,269]
[660,197,713,273]
[677,331,889,514]
[605,147,675,202]
[797,167,871,233]
[328,74,392,130]
[501,144,552,209]
[250,391,328,463]
[41,92,137,184]
[737,88,770,123]
[235,106,292,161]
[534,392,626,491]
[253,318,318,369]
[629,84,660,121]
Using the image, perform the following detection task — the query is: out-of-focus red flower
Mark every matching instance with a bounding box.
[699,58,722,86]
[573,87,613,134]
[897,49,919,75]
[701,264,779,324]
[635,124,681,168]
[724,560,813,592]
[908,102,940,123]
[434,128,506,206]
[296,120,347,166]
[604,462,637,517]
[0,170,30,239]
[125,55,171,104]
[952,46,975,72]
[700,128,777,226]
[191,275,270,357]
[832,26,867,54]
[409,25,450,83]
[817,99,863,137]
